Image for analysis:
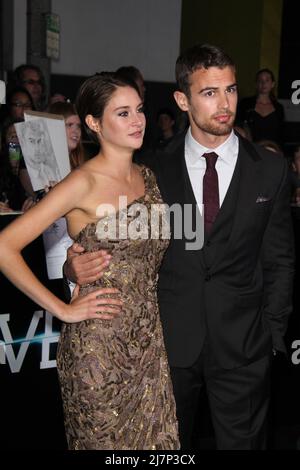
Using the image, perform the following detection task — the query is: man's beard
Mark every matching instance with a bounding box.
[193,112,235,136]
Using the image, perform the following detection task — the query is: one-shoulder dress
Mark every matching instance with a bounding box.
[56,166,179,450]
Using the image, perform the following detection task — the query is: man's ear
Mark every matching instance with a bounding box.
[173,91,189,112]
[85,114,101,133]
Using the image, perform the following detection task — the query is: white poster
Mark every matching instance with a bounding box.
[15,111,70,191]
[42,217,73,280]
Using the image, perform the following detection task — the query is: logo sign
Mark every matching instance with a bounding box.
[0,310,60,373]
[45,13,60,60]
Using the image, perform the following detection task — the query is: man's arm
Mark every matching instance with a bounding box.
[261,160,295,353]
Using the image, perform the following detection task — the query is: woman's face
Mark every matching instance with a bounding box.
[65,114,81,152]
[95,86,145,151]
[9,91,32,119]
[256,72,275,95]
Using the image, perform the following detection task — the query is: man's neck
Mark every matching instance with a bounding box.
[190,128,232,149]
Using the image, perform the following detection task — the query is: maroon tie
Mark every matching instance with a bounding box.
[203,152,219,233]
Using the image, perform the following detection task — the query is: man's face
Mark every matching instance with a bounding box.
[174,66,238,143]
[25,128,45,165]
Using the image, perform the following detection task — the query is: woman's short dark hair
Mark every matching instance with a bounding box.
[6,86,34,110]
[75,71,141,144]
[116,66,144,86]
[175,43,235,98]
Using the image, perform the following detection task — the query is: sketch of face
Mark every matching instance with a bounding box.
[15,119,61,190]
[24,125,47,166]
[21,121,57,173]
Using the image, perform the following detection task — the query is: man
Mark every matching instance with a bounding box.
[65,44,294,449]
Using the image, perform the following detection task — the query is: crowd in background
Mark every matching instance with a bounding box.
[0,62,300,213]
[0,50,300,451]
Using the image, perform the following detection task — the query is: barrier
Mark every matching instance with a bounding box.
[0,215,67,449]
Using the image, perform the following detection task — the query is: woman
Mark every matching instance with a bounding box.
[1,118,23,176]
[0,72,179,450]
[0,118,35,212]
[6,87,34,120]
[0,140,34,213]
[236,68,284,144]
[48,101,87,169]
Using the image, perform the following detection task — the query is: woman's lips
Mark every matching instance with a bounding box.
[129,130,143,138]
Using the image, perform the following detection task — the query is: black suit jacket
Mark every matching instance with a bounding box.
[151,133,294,369]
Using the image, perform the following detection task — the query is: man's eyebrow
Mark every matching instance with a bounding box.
[199,83,238,93]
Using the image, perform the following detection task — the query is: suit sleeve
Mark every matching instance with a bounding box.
[62,262,72,303]
[261,159,295,353]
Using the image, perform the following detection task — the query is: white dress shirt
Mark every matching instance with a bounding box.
[185,128,239,211]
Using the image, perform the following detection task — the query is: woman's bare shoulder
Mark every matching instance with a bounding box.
[62,164,94,190]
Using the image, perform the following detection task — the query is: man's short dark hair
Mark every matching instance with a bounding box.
[175,44,235,98]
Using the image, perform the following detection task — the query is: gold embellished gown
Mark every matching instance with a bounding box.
[57,166,179,450]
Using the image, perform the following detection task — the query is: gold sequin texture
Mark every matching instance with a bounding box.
[56,166,179,450]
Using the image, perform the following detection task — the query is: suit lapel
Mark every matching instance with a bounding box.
[207,147,241,241]
[209,136,262,271]
[158,141,196,207]
[157,140,205,267]
[157,134,263,271]
[227,137,263,241]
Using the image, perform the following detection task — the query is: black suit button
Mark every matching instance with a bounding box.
[206,240,211,247]
[205,274,212,281]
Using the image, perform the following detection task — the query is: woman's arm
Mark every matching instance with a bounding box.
[0,171,122,322]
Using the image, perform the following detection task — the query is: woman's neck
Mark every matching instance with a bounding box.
[96,147,135,181]
[256,93,272,104]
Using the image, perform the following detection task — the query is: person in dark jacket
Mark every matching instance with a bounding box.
[236,68,284,144]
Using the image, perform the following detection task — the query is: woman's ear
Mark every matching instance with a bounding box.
[85,114,101,134]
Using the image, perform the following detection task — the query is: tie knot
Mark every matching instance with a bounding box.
[203,152,218,169]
